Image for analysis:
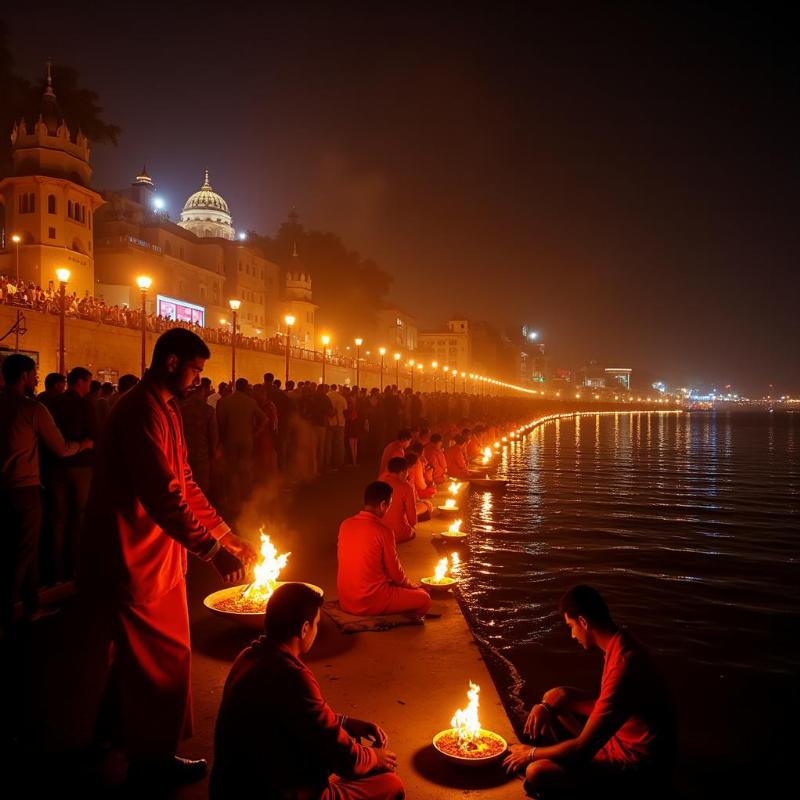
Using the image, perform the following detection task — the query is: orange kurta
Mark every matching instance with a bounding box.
[378,440,406,477]
[379,472,417,543]
[423,443,448,484]
[445,443,470,479]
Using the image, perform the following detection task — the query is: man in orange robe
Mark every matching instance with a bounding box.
[378,428,412,477]
[81,329,257,785]
[445,434,470,479]
[337,481,431,617]
[423,433,448,484]
[379,457,417,543]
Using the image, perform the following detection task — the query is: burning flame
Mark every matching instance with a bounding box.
[483,447,492,459]
[448,518,463,533]
[448,481,463,495]
[434,557,448,582]
[444,498,457,509]
[451,681,482,747]
[241,530,290,603]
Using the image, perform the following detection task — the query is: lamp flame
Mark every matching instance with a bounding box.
[434,557,448,583]
[451,681,482,747]
[448,481,463,495]
[448,518,463,534]
[241,530,290,603]
[444,498,457,509]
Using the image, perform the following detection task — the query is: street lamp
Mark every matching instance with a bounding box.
[321,334,330,383]
[417,362,424,390]
[393,352,401,387]
[284,314,295,385]
[11,234,22,350]
[354,337,363,387]
[56,268,70,374]
[408,359,415,391]
[443,365,449,394]
[378,347,386,391]
[136,276,152,377]
[229,299,241,384]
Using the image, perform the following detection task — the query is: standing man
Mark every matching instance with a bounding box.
[81,329,256,785]
[0,355,92,637]
[327,383,347,471]
[48,366,98,583]
[179,376,219,498]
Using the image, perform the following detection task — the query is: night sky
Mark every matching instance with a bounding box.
[4,2,798,394]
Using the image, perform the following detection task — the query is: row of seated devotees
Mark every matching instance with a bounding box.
[213,578,676,799]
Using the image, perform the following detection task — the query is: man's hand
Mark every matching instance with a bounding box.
[524,703,553,741]
[220,532,258,569]
[373,748,398,772]
[212,547,246,583]
[344,717,388,747]
[503,743,534,774]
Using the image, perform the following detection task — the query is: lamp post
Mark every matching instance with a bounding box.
[408,359,415,391]
[284,314,295,385]
[393,352,401,387]
[229,299,241,384]
[443,365,449,394]
[321,334,330,383]
[56,268,70,374]
[354,337,363,387]
[417,362,424,391]
[379,347,386,391]
[136,276,152,377]
[11,234,21,351]
[431,361,438,392]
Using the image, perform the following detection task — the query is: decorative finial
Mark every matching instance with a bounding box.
[292,240,298,258]
[202,168,211,189]
[45,58,55,97]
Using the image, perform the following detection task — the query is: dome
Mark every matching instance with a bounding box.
[178,169,235,240]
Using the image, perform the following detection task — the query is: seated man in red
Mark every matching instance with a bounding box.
[378,428,412,477]
[337,481,431,617]
[403,452,433,518]
[445,434,470,479]
[423,433,448,484]
[211,583,403,799]
[379,457,418,543]
[503,585,676,797]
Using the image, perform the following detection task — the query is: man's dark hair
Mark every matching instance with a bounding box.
[397,428,412,441]
[235,377,248,391]
[265,582,324,641]
[286,380,295,390]
[89,380,102,395]
[200,377,212,389]
[150,328,210,369]
[66,366,91,386]
[263,372,274,384]
[453,434,464,445]
[118,374,140,394]
[101,381,114,396]
[559,585,614,628]
[364,480,393,506]
[44,372,66,391]
[2,353,35,385]
[273,379,282,390]
[387,456,408,474]
[405,452,419,467]
[430,433,443,444]
[407,441,423,455]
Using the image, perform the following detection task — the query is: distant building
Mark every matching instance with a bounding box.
[374,305,417,353]
[282,243,318,349]
[178,169,235,241]
[605,367,632,390]
[417,318,471,373]
[0,63,104,298]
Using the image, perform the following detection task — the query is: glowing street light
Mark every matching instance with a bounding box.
[136,275,152,376]
[393,352,401,387]
[379,347,387,391]
[56,268,71,374]
[229,299,241,384]
[355,337,363,386]
[11,234,22,350]
[284,313,296,384]
[321,334,331,383]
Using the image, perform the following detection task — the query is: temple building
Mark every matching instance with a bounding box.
[178,169,236,240]
[0,63,104,298]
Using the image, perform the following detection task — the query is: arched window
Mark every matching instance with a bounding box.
[48,194,56,214]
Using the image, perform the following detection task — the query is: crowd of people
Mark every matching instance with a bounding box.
[0,328,675,799]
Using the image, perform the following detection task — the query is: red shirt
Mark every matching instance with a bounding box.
[378,440,406,477]
[423,443,447,484]
[445,443,469,479]
[337,510,412,615]
[588,630,675,768]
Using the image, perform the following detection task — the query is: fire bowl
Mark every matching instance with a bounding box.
[440,530,468,541]
[437,504,460,513]
[421,576,457,594]
[204,581,323,629]
[432,728,508,767]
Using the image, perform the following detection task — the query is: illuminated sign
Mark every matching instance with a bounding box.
[157,295,205,326]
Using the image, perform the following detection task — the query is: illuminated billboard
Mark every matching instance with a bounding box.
[157,295,205,327]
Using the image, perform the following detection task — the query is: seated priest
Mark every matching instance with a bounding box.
[378,429,412,477]
[502,585,676,798]
[405,442,436,500]
[403,452,433,518]
[445,434,470,479]
[422,433,448,484]
[379,457,417,543]
[337,481,431,617]
[211,583,404,800]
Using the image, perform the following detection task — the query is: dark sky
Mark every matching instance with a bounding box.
[5,2,799,394]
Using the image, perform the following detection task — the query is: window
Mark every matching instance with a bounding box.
[81,206,86,223]
[48,194,56,214]
[68,200,73,218]
[19,193,35,214]
[48,227,56,239]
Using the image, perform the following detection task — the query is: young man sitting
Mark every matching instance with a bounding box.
[444,434,470,479]
[378,429,412,477]
[379,457,418,543]
[211,583,404,799]
[503,585,676,798]
[422,433,448,484]
[337,481,431,617]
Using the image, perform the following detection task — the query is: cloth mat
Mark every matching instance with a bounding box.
[323,600,425,634]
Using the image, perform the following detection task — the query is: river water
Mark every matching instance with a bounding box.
[457,410,799,795]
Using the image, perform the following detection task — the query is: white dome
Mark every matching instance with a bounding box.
[178,169,235,240]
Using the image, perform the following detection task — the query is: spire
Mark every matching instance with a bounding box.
[201,168,212,190]
[292,240,299,258]
[133,165,155,189]
[45,58,55,97]
[40,58,63,134]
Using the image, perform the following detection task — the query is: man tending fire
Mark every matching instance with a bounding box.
[80,329,258,785]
